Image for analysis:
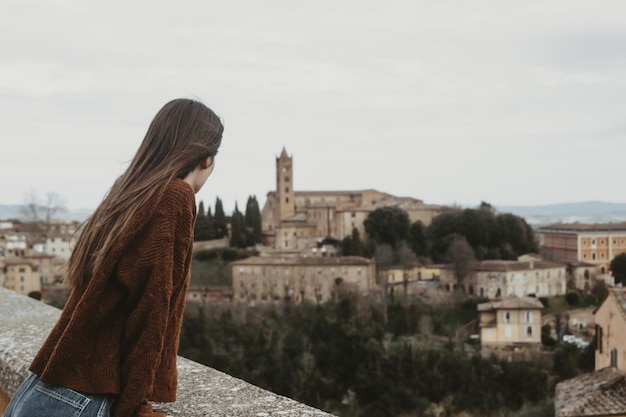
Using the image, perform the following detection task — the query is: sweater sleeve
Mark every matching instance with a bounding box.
[113,184,195,417]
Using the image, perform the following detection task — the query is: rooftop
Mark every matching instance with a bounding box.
[555,367,626,417]
[539,222,626,233]
[477,295,544,311]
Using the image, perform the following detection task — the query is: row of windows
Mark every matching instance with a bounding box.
[582,238,626,247]
[502,311,534,324]
[496,270,562,284]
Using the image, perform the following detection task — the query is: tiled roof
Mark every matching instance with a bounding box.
[555,367,626,417]
[477,295,544,311]
[540,222,626,232]
[231,256,373,266]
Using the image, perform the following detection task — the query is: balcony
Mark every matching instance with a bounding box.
[0,288,333,416]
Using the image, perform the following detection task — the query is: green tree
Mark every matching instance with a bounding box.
[340,227,366,257]
[214,197,227,238]
[409,220,428,257]
[194,200,215,241]
[610,253,626,285]
[364,207,410,247]
[245,195,263,244]
[446,235,475,289]
[230,203,247,248]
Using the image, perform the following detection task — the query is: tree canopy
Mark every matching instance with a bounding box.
[610,253,626,285]
[364,207,410,247]
[363,203,537,265]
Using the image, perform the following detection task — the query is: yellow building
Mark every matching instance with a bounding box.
[262,148,452,252]
[2,258,41,296]
[594,288,626,372]
[231,256,377,305]
[538,223,626,277]
[477,296,543,349]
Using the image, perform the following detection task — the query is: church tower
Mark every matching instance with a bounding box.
[276,147,296,220]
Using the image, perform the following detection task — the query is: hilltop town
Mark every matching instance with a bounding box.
[3,148,626,417]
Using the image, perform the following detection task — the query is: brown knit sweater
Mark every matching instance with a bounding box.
[30,179,196,417]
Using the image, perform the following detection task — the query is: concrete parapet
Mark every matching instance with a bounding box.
[0,288,334,416]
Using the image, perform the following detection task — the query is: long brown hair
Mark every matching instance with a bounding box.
[65,98,223,290]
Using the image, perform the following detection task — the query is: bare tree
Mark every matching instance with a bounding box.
[446,235,475,290]
[19,191,67,232]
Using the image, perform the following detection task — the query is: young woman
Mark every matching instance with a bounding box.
[5,98,224,417]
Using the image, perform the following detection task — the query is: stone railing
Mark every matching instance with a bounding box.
[0,288,334,417]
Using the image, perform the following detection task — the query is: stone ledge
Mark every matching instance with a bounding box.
[0,288,334,417]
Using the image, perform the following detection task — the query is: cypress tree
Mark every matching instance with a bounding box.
[230,202,246,248]
[214,197,227,239]
[245,195,263,244]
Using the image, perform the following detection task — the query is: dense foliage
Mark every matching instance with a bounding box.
[353,203,538,264]
[194,195,262,247]
[179,296,567,417]
[610,253,626,285]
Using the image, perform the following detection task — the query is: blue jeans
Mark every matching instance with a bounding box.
[4,373,115,417]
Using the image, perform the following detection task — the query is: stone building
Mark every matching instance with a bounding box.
[231,256,377,305]
[538,222,626,277]
[2,258,41,296]
[440,259,566,299]
[261,148,451,253]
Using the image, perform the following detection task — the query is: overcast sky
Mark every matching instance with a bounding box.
[2,0,626,214]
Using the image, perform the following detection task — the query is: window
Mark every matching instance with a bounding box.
[525,311,533,323]
[510,274,515,283]
[503,312,511,323]
[592,253,596,260]
[596,325,603,353]
[18,267,25,273]
[592,239,596,245]
[284,176,290,182]
[285,187,289,193]
[611,348,618,368]
[526,326,533,337]
[505,326,512,338]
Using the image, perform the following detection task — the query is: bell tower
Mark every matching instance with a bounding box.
[277,147,295,220]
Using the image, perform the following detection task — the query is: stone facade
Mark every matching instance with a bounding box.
[261,148,451,253]
[440,260,566,299]
[231,256,377,305]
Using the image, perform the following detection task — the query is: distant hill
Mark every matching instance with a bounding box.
[496,201,626,227]
[3,201,626,227]
[0,204,92,222]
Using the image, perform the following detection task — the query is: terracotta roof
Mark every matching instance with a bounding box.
[477,295,544,311]
[231,256,374,266]
[540,222,626,232]
[555,367,626,417]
